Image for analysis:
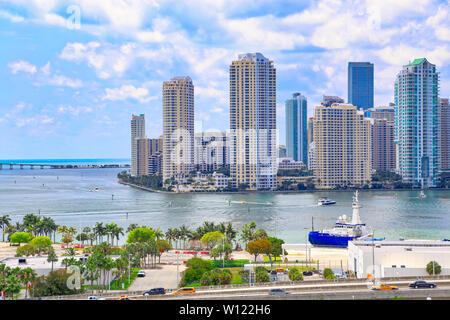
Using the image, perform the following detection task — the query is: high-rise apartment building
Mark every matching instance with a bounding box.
[278,145,287,158]
[366,106,395,172]
[313,104,372,189]
[394,58,439,188]
[130,114,146,176]
[348,62,374,110]
[194,131,229,172]
[285,93,308,166]
[162,76,194,182]
[439,98,450,171]
[307,117,314,147]
[229,53,277,190]
[136,137,150,176]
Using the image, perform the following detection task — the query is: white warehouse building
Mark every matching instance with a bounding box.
[348,240,450,279]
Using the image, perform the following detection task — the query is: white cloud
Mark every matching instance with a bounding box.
[57,105,93,116]
[102,85,155,103]
[8,60,37,74]
[0,10,24,22]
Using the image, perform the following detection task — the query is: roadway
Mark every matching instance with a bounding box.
[99,279,450,300]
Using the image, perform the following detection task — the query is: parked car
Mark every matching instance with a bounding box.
[302,271,314,276]
[137,270,146,277]
[268,288,290,295]
[87,296,100,300]
[143,288,166,296]
[172,287,196,294]
[371,283,399,290]
[409,281,436,289]
[118,295,130,300]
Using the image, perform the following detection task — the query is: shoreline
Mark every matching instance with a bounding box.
[119,180,450,194]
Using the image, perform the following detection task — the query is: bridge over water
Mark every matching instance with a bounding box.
[0,163,130,170]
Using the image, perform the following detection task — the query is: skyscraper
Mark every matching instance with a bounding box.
[130,114,145,176]
[229,53,277,190]
[314,104,372,189]
[162,76,194,182]
[394,58,440,188]
[348,62,374,110]
[285,93,308,166]
[439,98,450,170]
[194,131,229,172]
[136,137,150,176]
[366,106,395,172]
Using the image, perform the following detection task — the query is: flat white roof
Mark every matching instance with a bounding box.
[351,240,450,247]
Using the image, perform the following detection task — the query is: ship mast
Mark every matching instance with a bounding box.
[351,190,362,225]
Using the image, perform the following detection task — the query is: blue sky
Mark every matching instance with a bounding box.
[0,0,449,159]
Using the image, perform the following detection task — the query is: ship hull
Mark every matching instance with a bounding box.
[308,231,355,248]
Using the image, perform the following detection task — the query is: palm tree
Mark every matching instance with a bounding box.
[47,247,58,271]
[18,267,37,298]
[178,225,191,249]
[41,217,57,238]
[112,225,124,247]
[154,228,164,241]
[0,215,11,242]
[4,225,16,242]
[127,224,139,233]
[94,222,105,244]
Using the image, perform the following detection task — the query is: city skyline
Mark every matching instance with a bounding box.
[1,1,450,159]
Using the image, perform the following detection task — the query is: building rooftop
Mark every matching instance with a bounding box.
[404,58,426,67]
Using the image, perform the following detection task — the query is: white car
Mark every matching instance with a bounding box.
[137,270,146,277]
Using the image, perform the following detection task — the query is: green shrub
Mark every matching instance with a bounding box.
[288,268,304,281]
[31,269,85,297]
[323,268,336,279]
[200,272,211,286]
[30,236,52,247]
[256,270,270,283]
[16,244,36,257]
[255,266,267,273]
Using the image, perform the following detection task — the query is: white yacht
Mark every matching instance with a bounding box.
[318,197,336,206]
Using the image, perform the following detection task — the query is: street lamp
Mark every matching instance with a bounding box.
[372,231,375,278]
[304,228,309,268]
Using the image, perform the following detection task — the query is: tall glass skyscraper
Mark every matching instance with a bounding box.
[394,58,440,188]
[348,62,374,110]
[285,93,308,166]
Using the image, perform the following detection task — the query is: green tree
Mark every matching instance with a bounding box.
[47,247,58,271]
[0,215,12,242]
[240,221,257,248]
[246,239,272,262]
[18,267,37,298]
[10,232,33,245]
[201,231,225,250]
[267,236,285,267]
[426,261,442,275]
[4,274,21,299]
[127,227,155,244]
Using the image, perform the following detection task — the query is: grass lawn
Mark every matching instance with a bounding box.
[84,268,140,290]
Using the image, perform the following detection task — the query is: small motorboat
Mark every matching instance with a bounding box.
[318,197,336,206]
[418,190,426,199]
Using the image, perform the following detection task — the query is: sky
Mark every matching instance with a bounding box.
[0,0,449,159]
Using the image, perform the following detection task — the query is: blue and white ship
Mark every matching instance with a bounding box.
[308,191,372,248]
